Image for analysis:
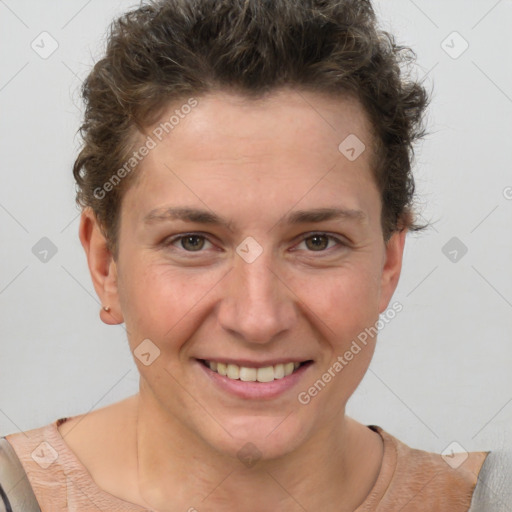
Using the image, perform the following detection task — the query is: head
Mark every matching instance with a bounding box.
[76,0,428,460]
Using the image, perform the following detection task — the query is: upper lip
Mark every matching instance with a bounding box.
[197,358,313,368]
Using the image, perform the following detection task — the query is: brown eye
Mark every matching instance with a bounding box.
[162,232,216,255]
[180,235,206,251]
[294,233,347,255]
[304,234,330,251]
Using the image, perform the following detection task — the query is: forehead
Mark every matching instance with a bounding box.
[146,88,373,167]
[122,88,379,225]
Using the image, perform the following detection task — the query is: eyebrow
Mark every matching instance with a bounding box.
[143,206,366,229]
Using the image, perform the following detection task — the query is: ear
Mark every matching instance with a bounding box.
[378,228,407,313]
[78,207,124,325]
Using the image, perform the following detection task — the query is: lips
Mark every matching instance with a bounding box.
[196,358,313,400]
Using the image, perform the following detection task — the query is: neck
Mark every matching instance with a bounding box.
[133,391,383,512]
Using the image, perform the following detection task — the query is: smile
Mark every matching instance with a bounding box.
[196,358,313,400]
[201,360,306,382]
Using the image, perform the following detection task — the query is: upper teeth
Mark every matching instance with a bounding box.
[207,361,301,382]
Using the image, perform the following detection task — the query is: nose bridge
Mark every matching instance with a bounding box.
[218,244,295,343]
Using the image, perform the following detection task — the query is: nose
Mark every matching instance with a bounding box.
[217,248,297,344]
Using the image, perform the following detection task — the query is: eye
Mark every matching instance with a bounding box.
[295,233,346,253]
[161,232,347,255]
[163,233,214,252]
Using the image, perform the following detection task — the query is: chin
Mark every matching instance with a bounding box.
[199,413,312,463]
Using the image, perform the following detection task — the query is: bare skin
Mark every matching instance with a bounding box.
[70,88,406,511]
[58,395,383,511]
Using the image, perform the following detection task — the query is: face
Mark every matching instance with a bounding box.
[82,88,405,460]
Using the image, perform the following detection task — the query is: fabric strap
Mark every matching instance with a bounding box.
[468,449,512,511]
[0,438,41,512]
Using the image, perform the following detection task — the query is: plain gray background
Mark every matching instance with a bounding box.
[1,0,511,459]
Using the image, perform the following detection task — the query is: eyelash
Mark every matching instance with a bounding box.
[162,232,348,255]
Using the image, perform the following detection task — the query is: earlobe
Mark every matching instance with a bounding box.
[378,229,407,313]
[78,207,124,325]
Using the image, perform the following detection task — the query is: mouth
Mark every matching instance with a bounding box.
[198,359,312,383]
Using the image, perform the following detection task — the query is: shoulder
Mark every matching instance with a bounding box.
[1,395,140,511]
[468,448,512,511]
[2,420,65,510]
[370,425,489,511]
[0,435,43,511]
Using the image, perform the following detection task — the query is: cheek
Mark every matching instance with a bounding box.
[301,263,382,342]
[298,269,381,409]
[118,246,383,356]
[118,259,224,348]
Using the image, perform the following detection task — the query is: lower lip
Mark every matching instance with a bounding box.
[195,360,313,400]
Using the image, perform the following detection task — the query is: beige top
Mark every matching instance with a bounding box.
[4,417,489,511]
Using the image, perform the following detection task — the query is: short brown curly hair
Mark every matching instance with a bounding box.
[73,0,429,259]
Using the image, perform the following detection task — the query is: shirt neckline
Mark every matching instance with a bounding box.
[354,425,398,511]
[47,417,397,511]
